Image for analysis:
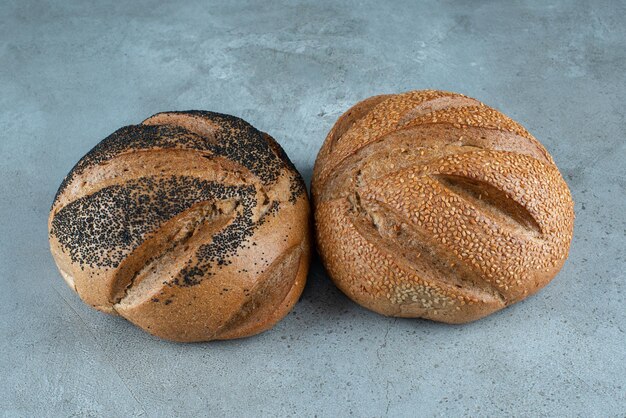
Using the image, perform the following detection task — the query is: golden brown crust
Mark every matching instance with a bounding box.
[312,90,574,323]
[49,111,310,341]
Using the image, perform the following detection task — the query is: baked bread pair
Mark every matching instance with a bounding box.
[49,90,574,342]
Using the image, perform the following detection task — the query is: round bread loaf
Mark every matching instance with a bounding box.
[312,90,574,323]
[49,111,310,342]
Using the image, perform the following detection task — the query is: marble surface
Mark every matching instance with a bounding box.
[1,0,625,416]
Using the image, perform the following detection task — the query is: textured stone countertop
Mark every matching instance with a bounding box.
[1,0,624,416]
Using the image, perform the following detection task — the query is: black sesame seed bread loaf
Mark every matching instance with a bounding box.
[48,111,310,342]
[312,90,574,323]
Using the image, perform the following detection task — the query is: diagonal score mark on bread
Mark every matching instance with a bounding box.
[357,153,570,301]
[360,151,552,239]
[315,90,465,188]
[141,111,221,141]
[111,199,239,308]
[347,195,506,305]
[433,174,542,235]
[52,110,306,209]
[316,134,552,207]
[213,241,306,340]
[396,95,482,126]
[313,90,554,195]
[324,94,392,153]
[52,150,256,215]
[314,124,553,203]
[315,199,503,322]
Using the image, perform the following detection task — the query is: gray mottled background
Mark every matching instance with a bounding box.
[1,0,625,416]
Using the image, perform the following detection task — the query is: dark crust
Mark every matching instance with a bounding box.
[53,111,306,206]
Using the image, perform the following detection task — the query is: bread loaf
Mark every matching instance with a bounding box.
[312,90,574,323]
[49,111,310,341]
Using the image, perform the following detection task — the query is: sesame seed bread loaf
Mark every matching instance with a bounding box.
[312,90,574,323]
[49,111,310,342]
